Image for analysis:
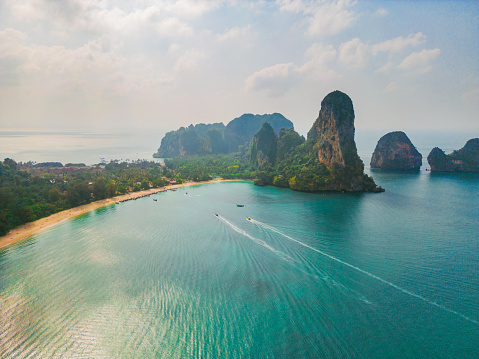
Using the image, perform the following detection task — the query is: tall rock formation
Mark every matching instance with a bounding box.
[308,90,363,171]
[250,122,278,168]
[370,131,422,170]
[427,138,479,172]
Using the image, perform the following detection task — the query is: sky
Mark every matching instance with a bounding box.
[0,0,478,162]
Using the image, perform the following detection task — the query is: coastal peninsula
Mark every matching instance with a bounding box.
[427,138,479,172]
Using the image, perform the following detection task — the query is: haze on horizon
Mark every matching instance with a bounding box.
[0,0,478,160]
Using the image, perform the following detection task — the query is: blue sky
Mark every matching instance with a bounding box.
[0,0,477,140]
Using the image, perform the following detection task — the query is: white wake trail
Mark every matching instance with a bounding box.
[251,219,479,326]
[216,215,293,263]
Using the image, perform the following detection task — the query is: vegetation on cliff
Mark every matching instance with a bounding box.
[427,138,479,172]
[370,131,422,170]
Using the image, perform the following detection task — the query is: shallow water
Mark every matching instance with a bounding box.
[1,173,478,358]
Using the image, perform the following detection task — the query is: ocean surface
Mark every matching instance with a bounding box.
[1,170,478,358]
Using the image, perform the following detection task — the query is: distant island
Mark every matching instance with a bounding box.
[427,138,479,172]
[153,113,293,157]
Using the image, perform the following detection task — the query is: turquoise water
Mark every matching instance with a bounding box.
[1,173,478,358]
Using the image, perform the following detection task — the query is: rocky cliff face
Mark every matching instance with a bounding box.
[308,90,362,170]
[281,90,382,192]
[370,131,422,170]
[250,122,278,168]
[224,113,293,152]
[427,138,479,172]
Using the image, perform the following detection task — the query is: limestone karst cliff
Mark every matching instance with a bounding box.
[250,90,382,192]
[370,131,422,170]
[308,90,362,170]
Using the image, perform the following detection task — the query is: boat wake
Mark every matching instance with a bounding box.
[216,215,293,263]
[250,218,479,326]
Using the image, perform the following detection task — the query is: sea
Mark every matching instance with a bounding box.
[1,130,479,358]
[1,168,478,358]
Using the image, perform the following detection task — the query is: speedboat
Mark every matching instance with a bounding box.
[246,217,251,221]
[215,213,218,217]
[236,204,244,207]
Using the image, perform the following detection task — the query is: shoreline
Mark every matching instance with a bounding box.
[0,178,245,251]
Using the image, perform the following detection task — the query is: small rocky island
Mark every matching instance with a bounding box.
[370,131,422,170]
[427,138,479,172]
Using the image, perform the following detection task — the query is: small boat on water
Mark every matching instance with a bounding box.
[236,204,244,207]
[215,213,219,217]
[153,199,157,201]
[246,217,251,221]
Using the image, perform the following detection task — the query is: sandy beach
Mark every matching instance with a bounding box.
[0,178,241,251]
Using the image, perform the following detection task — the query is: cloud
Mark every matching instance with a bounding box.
[373,8,388,17]
[384,82,398,93]
[332,33,437,73]
[217,25,253,42]
[376,61,395,73]
[301,42,337,75]
[245,42,338,96]
[278,0,358,36]
[372,32,426,55]
[338,38,368,68]
[3,0,209,38]
[397,48,440,73]
[245,63,300,97]
[0,28,174,97]
[173,49,206,73]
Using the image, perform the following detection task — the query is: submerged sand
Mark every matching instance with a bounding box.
[0,179,240,250]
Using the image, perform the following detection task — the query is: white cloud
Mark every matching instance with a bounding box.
[384,82,398,93]
[373,8,388,17]
[217,25,252,42]
[372,32,426,55]
[301,42,337,75]
[3,0,206,38]
[0,28,173,96]
[173,49,206,73]
[278,0,358,36]
[397,48,440,73]
[245,43,338,96]
[245,63,300,97]
[376,61,395,73]
[338,38,368,67]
